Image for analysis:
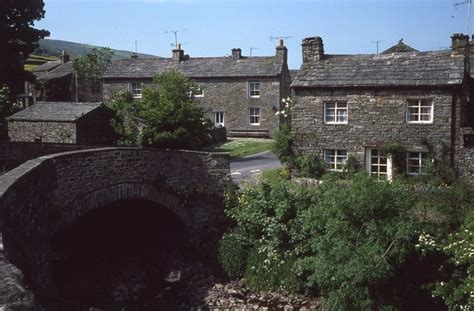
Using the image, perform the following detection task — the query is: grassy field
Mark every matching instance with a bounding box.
[24,54,58,71]
[205,138,274,159]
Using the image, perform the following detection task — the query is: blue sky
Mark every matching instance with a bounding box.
[37,0,470,68]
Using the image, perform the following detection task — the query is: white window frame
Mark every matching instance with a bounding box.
[324,149,348,171]
[130,82,142,99]
[193,85,204,97]
[214,111,224,127]
[324,101,348,124]
[406,151,427,176]
[248,81,260,98]
[249,107,260,125]
[406,100,433,124]
[366,148,392,180]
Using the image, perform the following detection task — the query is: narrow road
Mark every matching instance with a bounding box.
[230,151,282,185]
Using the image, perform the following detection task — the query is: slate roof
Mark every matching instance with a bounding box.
[103,56,284,79]
[292,50,465,88]
[7,102,103,122]
[32,61,74,81]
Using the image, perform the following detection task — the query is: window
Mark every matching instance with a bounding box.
[406,152,427,175]
[324,101,348,124]
[324,149,347,171]
[214,111,224,127]
[249,107,260,125]
[366,149,392,180]
[406,100,433,123]
[248,81,260,97]
[130,82,142,99]
[192,85,203,97]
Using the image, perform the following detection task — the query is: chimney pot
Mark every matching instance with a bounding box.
[279,39,284,47]
[302,36,324,63]
[451,33,469,52]
[172,44,184,62]
[231,48,242,60]
[61,50,70,64]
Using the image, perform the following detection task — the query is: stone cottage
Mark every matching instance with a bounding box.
[7,101,117,145]
[102,41,291,137]
[291,34,474,181]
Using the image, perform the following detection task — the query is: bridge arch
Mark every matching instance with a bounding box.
[0,147,229,301]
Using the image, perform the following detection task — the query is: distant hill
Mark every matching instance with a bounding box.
[34,39,160,61]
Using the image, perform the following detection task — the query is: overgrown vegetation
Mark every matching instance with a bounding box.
[219,174,474,309]
[107,71,213,149]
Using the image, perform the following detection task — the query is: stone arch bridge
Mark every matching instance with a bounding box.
[0,147,230,300]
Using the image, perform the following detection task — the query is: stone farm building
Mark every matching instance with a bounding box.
[102,41,291,137]
[7,101,117,145]
[291,34,474,182]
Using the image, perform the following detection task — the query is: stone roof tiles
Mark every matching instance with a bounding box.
[292,50,465,88]
[103,56,284,79]
[32,61,74,81]
[7,102,103,122]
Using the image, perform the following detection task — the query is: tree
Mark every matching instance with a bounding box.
[107,71,213,149]
[73,47,114,101]
[0,0,49,95]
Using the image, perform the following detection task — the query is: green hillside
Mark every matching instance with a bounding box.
[25,54,58,71]
[34,39,160,60]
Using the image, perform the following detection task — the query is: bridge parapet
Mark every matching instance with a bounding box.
[0,147,230,299]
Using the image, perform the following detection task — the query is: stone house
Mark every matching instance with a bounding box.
[31,51,103,102]
[102,41,291,137]
[7,101,117,145]
[31,52,75,102]
[291,34,474,182]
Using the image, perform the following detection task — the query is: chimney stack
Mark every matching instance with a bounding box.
[276,39,288,64]
[60,50,70,64]
[302,36,324,63]
[172,44,184,62]
[231,48,242,60]
[451,33,469,53]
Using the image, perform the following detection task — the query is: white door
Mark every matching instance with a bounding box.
[366,148,392,180]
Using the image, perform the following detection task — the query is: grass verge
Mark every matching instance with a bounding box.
[205,138,274,159]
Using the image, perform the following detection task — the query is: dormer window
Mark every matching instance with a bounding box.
[130,82,142,99]
[248,81,260,98]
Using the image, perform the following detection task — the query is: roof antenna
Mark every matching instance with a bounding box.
[453,0,472,34]
[270,35,293,44]
[371,40,384,55]
[164,29,188,48]
[134,40,139,54]
[249,47,260,56]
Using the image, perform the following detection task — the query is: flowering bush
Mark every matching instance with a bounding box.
[219,174,421,308]
[417,211,474,310]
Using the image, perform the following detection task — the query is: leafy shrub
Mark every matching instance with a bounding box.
[219,174,423,308]
[218,232,251,279]
[417,211,474,310]
[293,154,325,178]
[0,86,12,120]
[107,71,213,149]
[272,122,293,165]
